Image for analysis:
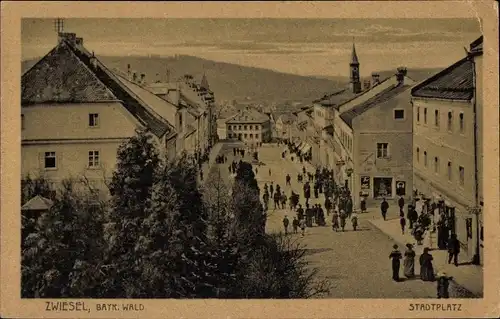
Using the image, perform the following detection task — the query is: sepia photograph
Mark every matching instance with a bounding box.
[1,2,499,318]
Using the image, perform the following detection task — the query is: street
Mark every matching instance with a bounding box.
[249,144,474,298]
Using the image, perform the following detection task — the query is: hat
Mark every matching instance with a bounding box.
[393,244,398,249]
[406,243,413,249]
[437,271,447,277]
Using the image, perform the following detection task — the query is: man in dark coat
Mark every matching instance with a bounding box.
[389,244,402,281]
[286,174,291,186]
[381,198,389,221]
[447,234,461,266]
[297,204,304,221]
[398,196,405,212]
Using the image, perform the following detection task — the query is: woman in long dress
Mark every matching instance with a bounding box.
[403,243,416,278]
[419,247,435,281]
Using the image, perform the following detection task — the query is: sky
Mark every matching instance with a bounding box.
[22,18,481,77]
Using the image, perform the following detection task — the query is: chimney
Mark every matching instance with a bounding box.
[58,32,77,45]
[396,67,407,84]
[363,79,371,90]
[371,72,380,86]
[166,69,171,82]
[75,37,83,46]
[89,51,98,69]
[132,72,137,82]
[127,64,131,79]
[140,73,145,85]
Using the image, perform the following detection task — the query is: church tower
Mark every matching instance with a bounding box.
[349,42,362,94]
[200,72,210,90]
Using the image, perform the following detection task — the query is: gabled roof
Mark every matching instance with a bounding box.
[314,88,363,108]
[226,108,269,124]
[21,42,117,104]
[469,35,483,54]
[21,195,54,211]
[410,57,474,101]
[340,83,411,128]
[22,38,175,138]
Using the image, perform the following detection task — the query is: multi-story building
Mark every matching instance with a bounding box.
[411,36,483,264]
[274,113,298,141]
[225,108,271,147]
[21,32,178,197]
[146,73,215,160]
[339,68,416,206]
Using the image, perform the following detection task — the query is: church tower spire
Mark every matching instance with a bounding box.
[349,40,361,94]
[200,72,209,90]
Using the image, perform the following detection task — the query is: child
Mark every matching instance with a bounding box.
[437,272,453,299]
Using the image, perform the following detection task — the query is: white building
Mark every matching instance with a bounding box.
[21,32,178,197]
[410,36,483,264]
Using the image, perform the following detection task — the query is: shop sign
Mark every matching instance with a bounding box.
[360,176,370,190]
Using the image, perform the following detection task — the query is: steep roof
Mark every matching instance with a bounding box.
[340,83,412,128]
[21,195,54,211]
[351,43,359,65]
[410,57,474,101]
[200,73,209,90]
[22,38,175,138]
[21,42,116,104]
[226,108,269,124]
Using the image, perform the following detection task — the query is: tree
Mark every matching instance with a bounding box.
[21,178,105,298]
[21,174,53,205]
[103,129,163,297]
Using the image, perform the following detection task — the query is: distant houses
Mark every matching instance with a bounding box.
[225,108,272,147]
[21,32,216,197]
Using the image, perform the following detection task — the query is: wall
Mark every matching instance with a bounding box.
[338,76,400,113]
[352,91,413,206]
[21,102,139,141]
[225,121,269,145]
[412,97,477,257]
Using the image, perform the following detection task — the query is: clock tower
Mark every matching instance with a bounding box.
[350,42,362,94]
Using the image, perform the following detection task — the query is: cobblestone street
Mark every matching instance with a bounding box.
[252,144,476,298]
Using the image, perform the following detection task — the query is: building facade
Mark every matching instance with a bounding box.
[411,36,483,264]
[21,32,177,197]
[339,70,415,207]
[225,108,271,147]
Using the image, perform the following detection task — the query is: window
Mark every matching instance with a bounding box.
[416,147,420,163]
[244,133,248,138]
[238,133,242,140]
[394,109,405,120]
[250,134,253,138]
[89,113,99,127]
[249,125,253,130]
[255,133,259,139]
[21,114,25,130]
[424,108,427,124]
[424,151,428,167]
[434,110,440,127]
[376,143,389,159]
[179,113,183,127]
[459,166,465,185]
[88,151,100,168]
[447,161,452,180]
[447,111,453,131]
[459,113,465,133]
[238,125,242,130]
[434,157,439,173]
[44,152,56,169]
[244,125,247,130]
[416,107,420,122]
[228,133,232,138]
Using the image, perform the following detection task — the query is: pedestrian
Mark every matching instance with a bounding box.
[381,198,389,221]
[436,271,453,299]
[398,195,405,212]
[281,193,287,209]
[360,195,367,213]
[389,244,402,282]
[339,210,347,232]
[286,174,291,186]
[283,215,290,235]
[412,223,424,245]
[403,243,416,279]
[400,215,406,234]
[346,196,353,218]
[314,184,319,199]
[299,218,306,237]
[273,191,281,210]
[447,233,460,267]
[419,247,435,282]
[324,197,332,216]
[351,211,358,231]
[269,168,272,176]
[297,204,304,220]
[292,217,299,234]
[332,210,339,232]
[270,183,274,197]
